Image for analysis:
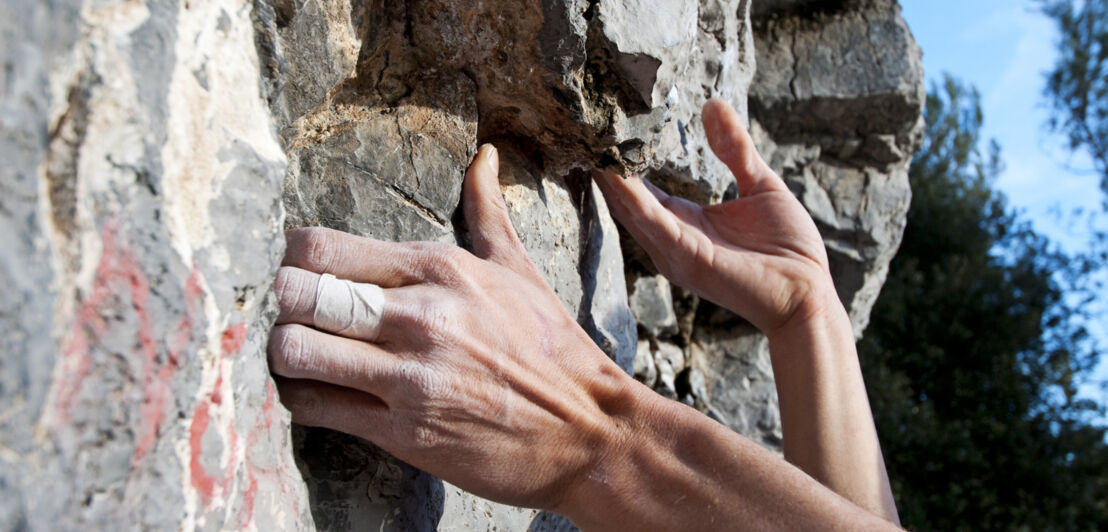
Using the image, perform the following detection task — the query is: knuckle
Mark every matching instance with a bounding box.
[273,267,310,311]
[403,240,438,254]
[419,244,472,284]
[411,299,455,346]
[392,363,451,452]
[299,227,337,272]
[272,325,311,374]
[399,361,445,400]
[435,245,470,272]
[273,267,295,298]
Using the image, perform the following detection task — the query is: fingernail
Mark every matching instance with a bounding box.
[482,144,499,173]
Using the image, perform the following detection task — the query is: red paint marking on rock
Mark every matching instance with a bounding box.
[169,265,205,367]
[262,379,276,429]
[53,221,123,424]
[211,374,224,406]
[188,401,217,502]
[239,473,258,527]
[134,263,204,466]
[130,238,166,467]
[189,396,244,508]
[221,323,247,357]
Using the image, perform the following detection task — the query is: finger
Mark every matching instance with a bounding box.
[269,324,401,397]
[284,226,421,287]
[641,179,710,230]
[702,98,782,196]
[274,266,389,342]
[274,377,391,440]
[462,144,536,274]
[592,170,685,257]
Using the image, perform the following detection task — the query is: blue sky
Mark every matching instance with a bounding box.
[899,0,1107,413]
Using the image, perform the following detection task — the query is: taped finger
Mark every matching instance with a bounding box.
[314,273,386,342]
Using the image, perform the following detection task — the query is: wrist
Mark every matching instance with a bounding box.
[552,378,672,529]
[767,281,851,348]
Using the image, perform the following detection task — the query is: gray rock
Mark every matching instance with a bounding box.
[0,1,80,528]
[689,307,784,451]
[655,341,687,378]
[652,341,687,400]
[633,339,658,387]
[1,0,314,528]
[580,181,639,375]
[629,274,679,338]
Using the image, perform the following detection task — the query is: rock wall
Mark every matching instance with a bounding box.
[0,0,921,530]
[1,0,313,529]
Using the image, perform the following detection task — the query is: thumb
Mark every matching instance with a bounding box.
[702,98,781,197]
[462,144,537,275]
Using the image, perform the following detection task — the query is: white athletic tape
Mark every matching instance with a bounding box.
[313,273,386,341]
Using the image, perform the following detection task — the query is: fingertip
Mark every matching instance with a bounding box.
[464,145,498,207]
[591,168,618,194]
[472,143,498,175]
[273,266,320,324]
[700,98,776,195]
[701,98,742,150]
[592,169,640,194]
[483,143,499,174]
[701,98,728,137]
[462,144,534,269]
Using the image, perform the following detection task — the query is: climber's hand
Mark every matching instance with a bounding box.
[267,145,640,511]
[595,98,836,338]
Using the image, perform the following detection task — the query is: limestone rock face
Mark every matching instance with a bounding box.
[0,0,920,530]
[1,0,312,529]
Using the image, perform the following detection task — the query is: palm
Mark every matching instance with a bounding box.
[597,99,832,335]
[706,190,830,330]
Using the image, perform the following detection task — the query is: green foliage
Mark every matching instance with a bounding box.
[1041,0,1108,206]
[859,75,1108,530]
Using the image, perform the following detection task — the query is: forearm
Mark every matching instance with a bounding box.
[557,382,897,531]
[768,289,900,523]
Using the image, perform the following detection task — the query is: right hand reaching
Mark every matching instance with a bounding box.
[597,99,901,524]
[594,98,838,338]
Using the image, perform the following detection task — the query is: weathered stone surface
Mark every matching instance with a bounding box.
[2,0,314,529]
[690,306,784,450]
[629,275,679,338]
[0,1,80,528]
[633,339,658,387]
[1,0,921,529]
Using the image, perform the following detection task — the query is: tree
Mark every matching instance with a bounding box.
[1041,0,1108,207]
[858,75,1108,530]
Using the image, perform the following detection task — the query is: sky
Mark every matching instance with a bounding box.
[898,0,1107,413]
